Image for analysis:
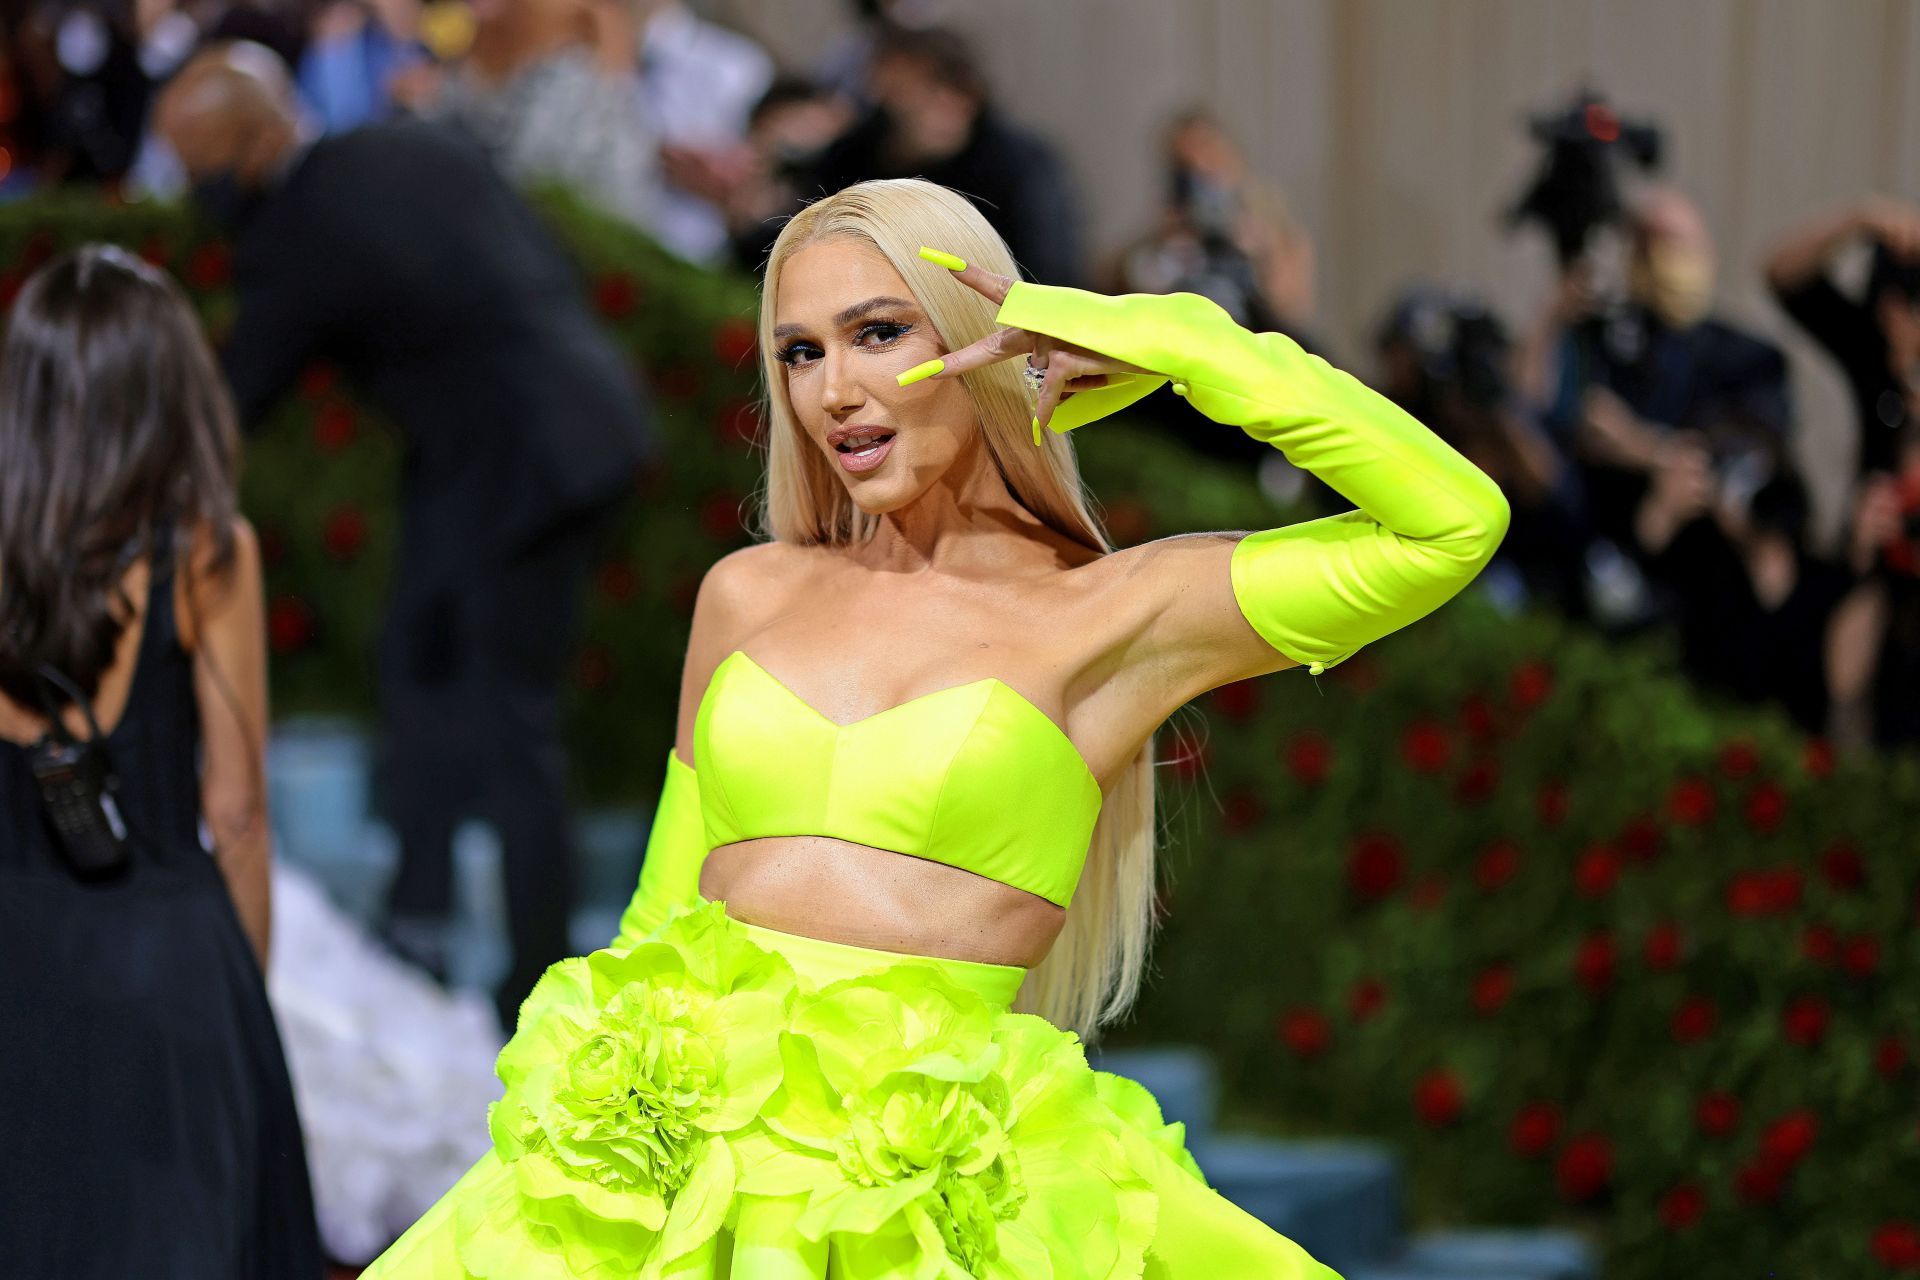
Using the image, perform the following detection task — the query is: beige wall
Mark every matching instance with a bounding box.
[714,0,1920,540]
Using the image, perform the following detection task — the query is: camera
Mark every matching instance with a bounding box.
[25,665,132,879]
[1507,88,1663,267]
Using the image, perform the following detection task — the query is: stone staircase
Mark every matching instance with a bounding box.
[1089,1047,1597,1280]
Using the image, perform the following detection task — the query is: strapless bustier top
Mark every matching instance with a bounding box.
[692,650,1103,906]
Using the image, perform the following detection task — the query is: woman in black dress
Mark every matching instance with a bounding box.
[0,245,321,1278]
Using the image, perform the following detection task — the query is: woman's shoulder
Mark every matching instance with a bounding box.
[175,516,260,653]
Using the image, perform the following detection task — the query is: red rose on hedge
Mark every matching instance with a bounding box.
[1802,737,1836,778]
[1574,843,1621,898]
[1472,963,1513,1016]
[1872,1221,1920,1269]
[1574,932,1615,994]
[595,560,638,603]
[575,644,615,691]
[1168,733,1210,781]
[1277,1007,1330,1059]
[1618,813,1663,861]
[1718,739,1758,778]
[1508,1102,1560,1157]
[1400,719,1452,773]
[715,398,761,449]
[1211,679,1260,723]
[1728,868,1802,917]
[1475,838,1521,891]
[313,401,358,453]
[1409,872,1446,911]
[1536,779,1570,826]
[1285,731,1332,786]
[592,272,639,319]
[1743,780,1787,834]
[1659,1183,1706,1230]
[297,361,338,400]
[1555,1134,1612,1203]
[321,506,367,562]
[1509,659,1554,710]
[699,491,744,541]
[1459,692,1497,740]
[1843,934,1883,979]
[1783,995,1831,1046]
[185,241,232,289]
[1761,1110,1818,1165]
[1453,757,1499,805]
[1671,996,1717,1044]
[1696,1092,1741,1138]
[1220,786,1263,834]
[1414,1068,1465,1127]
[1735,1158,1785,1205]
[711,315,756,366]
[1349,978,1387,1022]
[1347,832,1404,902]
[1644,921,1683,970]
[1821,840,1866,891]
[1667,776,1716,826]
[267,596,315,654]
[1876,1036,1909,1079]
[1802,924,1838,965]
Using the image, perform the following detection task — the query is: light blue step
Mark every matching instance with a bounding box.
[267,717,375,864]
[1085,1045,1218,1154]
[1196,1136,1401,1273]
[1398,1229,1597,1280]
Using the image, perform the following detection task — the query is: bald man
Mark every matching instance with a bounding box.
[157,44,654,1028]
[1534,185,1791,562]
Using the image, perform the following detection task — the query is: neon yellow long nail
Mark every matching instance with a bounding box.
[1031,416,1043,446]
[918,246,967,271]
[897,358,944,387]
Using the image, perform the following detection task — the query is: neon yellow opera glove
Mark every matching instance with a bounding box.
[995,282,1511,672]
[608,750,707,949]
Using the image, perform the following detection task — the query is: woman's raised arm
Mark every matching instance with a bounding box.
[916,250,1510,715]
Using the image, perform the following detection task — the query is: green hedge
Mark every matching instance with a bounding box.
[4,192,1916,1278]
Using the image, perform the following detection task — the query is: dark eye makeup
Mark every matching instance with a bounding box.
[774,321,915,368]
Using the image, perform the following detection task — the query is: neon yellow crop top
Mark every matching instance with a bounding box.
[609,273,1506,952]
[691,650,1102,907]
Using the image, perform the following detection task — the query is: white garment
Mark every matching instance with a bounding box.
[638,3,774,262]
[267,863,505,1265]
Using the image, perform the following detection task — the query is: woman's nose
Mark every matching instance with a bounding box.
[818,352,864,416]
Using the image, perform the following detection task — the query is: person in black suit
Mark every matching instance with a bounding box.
[155,41,654,1028]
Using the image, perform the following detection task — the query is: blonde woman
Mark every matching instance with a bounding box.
[366,178,1509,1279]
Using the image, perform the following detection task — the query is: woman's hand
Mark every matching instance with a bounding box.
[904,248,1151,434]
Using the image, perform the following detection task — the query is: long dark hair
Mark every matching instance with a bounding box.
[0,243,240,707]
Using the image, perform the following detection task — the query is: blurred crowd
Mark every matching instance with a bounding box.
[2,1,1917,755]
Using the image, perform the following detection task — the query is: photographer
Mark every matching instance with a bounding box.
[1762,196,1920,478]
[1531,187,1792,564]
[1379,287,1586,613]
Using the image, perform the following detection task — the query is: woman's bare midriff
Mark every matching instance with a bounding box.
[699,836,1068,968]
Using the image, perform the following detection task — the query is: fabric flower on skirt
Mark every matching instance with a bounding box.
[739,965,1158,1279]
[460,903,795,1279]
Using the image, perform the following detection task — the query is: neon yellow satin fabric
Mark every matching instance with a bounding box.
[996,283,1511,673]
[365,905,1344,1280]
[609,751,704,949]
[693,650,1102,907]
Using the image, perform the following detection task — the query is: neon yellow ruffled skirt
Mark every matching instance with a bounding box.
[363,902,1340,1279]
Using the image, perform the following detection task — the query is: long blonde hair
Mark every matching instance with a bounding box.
[753,179,1157,1039]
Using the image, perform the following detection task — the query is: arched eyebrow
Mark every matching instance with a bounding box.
[773,295,918,341]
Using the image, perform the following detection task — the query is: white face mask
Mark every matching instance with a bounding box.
[1630,243,1715,329]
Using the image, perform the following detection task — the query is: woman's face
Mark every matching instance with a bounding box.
[772,238,983,514]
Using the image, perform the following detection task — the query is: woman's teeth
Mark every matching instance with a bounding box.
[836,432,894,454]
